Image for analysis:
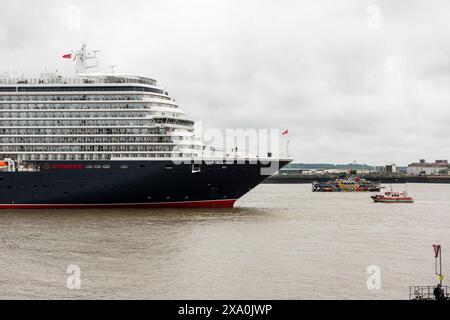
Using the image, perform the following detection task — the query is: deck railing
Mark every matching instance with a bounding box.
[0,76,157,86]
[409,286,449,300]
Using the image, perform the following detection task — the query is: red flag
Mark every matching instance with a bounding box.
[282,129,289,136]
[62,53,72,59]
[433,244,441,258]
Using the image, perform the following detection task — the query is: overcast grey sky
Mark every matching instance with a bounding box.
[1,0,450,165]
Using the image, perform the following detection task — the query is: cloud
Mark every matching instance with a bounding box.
[1,0,449,165]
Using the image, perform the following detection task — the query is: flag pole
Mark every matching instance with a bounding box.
[434,244,443,285]
[440,246,443,285]
[287,138,290,158]
[282,129,289,158]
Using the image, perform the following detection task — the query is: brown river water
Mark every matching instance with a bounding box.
[0,183,449,300]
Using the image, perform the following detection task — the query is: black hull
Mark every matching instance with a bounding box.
[0,160,290,209]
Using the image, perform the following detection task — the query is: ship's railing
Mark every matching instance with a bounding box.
[409,286,449,300]
[202,150,272,160]
[0,76,157,86]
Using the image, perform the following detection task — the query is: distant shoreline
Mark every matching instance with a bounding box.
[265,175,450,184]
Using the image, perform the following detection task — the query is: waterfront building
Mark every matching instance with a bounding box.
[407,159,449,176]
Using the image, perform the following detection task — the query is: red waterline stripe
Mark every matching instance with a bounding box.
[0,199,237,210]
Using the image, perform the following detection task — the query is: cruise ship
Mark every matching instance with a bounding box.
[0,44,291,209]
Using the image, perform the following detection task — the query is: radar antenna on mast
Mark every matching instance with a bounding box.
[71,43,100,75]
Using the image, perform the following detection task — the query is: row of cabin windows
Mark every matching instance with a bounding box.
[0,120,153,126]
[0,109,183,118]
[0,102,176,110]
[13,153,196,161]
[1,111,149,118]
[0,86,164,94]
[83,164,171,170]
[2,145,179,152]
[85,164,111,169]
[0,102,177,111]
[0,94,142,101]
[0,119,191,127]
[0,128,168,135]
[1,137,176,144]
[88,164,182,170]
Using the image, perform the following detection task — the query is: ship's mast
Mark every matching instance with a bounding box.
[72,43,99,75]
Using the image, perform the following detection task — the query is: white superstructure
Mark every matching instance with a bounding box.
[0,45,204,162]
